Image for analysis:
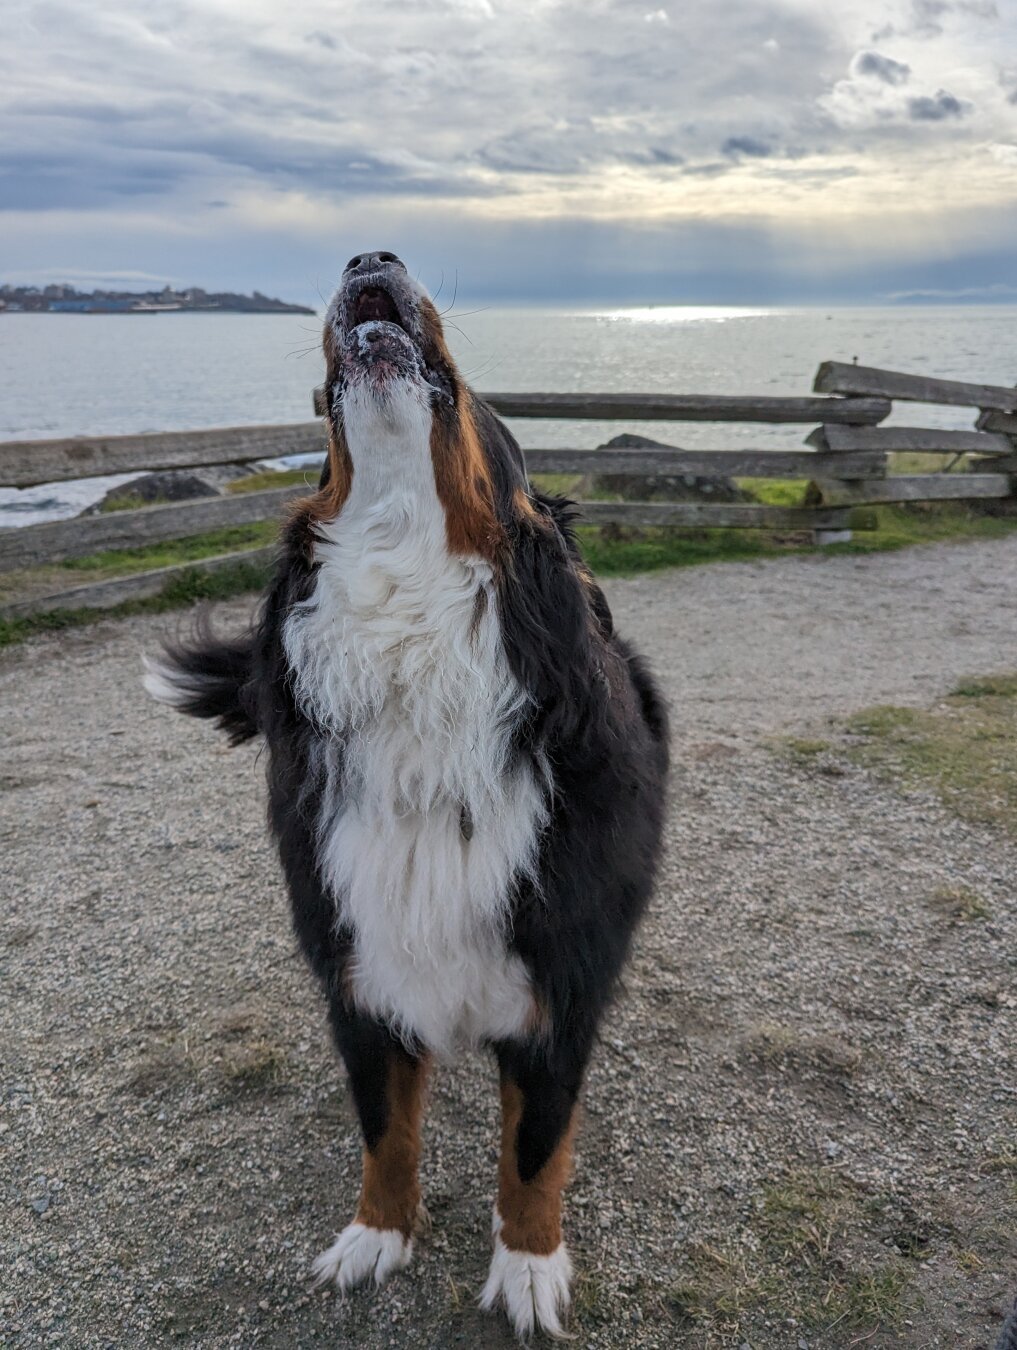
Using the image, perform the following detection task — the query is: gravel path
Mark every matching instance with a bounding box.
[4,535,1017,1349]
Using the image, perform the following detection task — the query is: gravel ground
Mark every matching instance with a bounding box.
[3,535,1017,1349]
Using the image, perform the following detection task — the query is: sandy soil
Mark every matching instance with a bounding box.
[4,535,1017,1348]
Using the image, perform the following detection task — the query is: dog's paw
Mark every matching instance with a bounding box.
[480,1227,573,1340]
[310,1222,413,1293]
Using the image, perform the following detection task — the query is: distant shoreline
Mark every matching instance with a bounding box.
[0,284,316,317]
[0,308,317,316]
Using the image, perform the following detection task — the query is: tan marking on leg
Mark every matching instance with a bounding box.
[355,1052,429,1238]
[496,1078,577,1256]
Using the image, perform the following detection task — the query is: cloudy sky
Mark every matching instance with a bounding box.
[3,0,1016,305]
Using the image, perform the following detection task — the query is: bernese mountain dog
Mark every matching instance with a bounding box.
[144,250,668,1340]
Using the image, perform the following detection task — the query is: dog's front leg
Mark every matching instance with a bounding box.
[312,1008,429,1292]
[481,1043,581,1339]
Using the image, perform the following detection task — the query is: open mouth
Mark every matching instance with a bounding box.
[352,286,404,331]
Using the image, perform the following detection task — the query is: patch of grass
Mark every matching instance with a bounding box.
[744,1023,863,1079]
[572,1269,613,1324]
[833,1267,913,1327]
[575,524,811,576]
[738,476,809,507]
[0,554,273,650]
[218,1039,285,1092]
[952,673,1017,699]
[99,491,175,513]
[954,1248,985,1275]
[781,736,831,760]
[929,885,991,923]
[889,451,973,475]
[980,1144,1017,1177]
[531,472,585,497]
[60,522,278,575]
[842,674,1017,834]
[574,501,1017,579]
[842,502,1017,553]
[226,468,315,494]
[667,1168,915,1340]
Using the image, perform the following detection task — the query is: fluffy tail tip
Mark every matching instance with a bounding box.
[142,653,194,709]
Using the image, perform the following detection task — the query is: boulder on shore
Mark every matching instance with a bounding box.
[591,433,749,503]
[85,464,256,514]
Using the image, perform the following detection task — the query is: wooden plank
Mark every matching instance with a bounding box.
[481,392,894,424]
[524,448,886,478]
[807,425,1013,455]
[0,423,326,488]
[814,361,1017,412]
[312,386,890,424]
[814,474,1012,507]
[0,547,276,620]
[0,485,305,572]
[571,502,868,530]
[976,409,1017,436]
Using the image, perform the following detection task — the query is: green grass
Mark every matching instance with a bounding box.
[60,522,278,575]
[780,736,832,760]
[667,1167,916,1340]
[574,503,1017,578]
[841,673,1017,835]
[576,524,806,575]
[0,553,274,650]
[928,885,992,923]
[226,468,315,494]
[530,472,585,497]
[737,476,809,507]
[98,490,176,513]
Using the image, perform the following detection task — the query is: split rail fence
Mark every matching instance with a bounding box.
[1,361,1016,620]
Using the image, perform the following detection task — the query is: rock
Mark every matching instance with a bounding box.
[591,433,748,503]
[85,464,257,515]
[87,471,217,513]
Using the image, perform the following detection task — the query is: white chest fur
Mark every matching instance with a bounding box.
[282,381,546,1055]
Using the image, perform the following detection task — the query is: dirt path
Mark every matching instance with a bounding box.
[4,535,1017,1348]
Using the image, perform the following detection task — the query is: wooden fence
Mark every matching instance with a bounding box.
[1,360,1015,620]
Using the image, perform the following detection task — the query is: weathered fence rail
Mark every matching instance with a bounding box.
[1,361,1014,620]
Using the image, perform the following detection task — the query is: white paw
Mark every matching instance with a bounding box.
[310,1222,413,1292]
[480,1222,573,1340]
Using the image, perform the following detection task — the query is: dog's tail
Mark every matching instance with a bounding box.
[143,616,258,745]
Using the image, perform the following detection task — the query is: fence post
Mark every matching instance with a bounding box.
[814,524,853,547]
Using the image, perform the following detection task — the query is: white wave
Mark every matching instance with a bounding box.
[0,473,141,529]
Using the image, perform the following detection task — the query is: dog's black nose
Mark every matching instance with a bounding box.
[345,251,403,274]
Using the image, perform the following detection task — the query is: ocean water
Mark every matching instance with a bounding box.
[2,305,1015,526]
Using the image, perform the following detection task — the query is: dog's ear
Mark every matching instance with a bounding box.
[497,491,611,749]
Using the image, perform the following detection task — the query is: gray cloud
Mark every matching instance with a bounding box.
[850,51,911,84]
[721,136,773,158]
[0,0,840,215]
[876,0,999,39]
[907,88,972,119]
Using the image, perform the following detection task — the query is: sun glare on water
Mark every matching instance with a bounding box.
[593,306,784,324]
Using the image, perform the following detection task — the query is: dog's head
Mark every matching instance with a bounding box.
[311,251,513,558]
[322,251,458,414]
